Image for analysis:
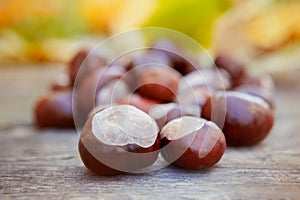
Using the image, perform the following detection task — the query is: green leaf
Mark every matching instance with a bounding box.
[143,0,231,47]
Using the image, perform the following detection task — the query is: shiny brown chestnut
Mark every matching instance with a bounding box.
[160,116,226,170]
[215,54,247,87]
[34,91,74,128]
[74,65,126,125]
[137,66,180,102]
[201,91,274,146]
[68,49,107,85]
[78,105,160,176]
[117,94,160,113]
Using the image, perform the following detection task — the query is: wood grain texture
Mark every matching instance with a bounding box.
[0,66,300,200]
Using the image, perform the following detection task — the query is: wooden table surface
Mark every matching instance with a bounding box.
[0,64,300,200]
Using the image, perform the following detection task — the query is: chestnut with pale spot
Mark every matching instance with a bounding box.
[160,116,226,170]
[78,105,160,176]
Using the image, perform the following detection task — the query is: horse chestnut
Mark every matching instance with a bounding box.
[74,65,126,125]
[68,49,107,85]
[215,54,247,87]
[160,116,226,170]
[202,91,274,146]
[34,91,74,128]
[78,105,160,176]
[137,66,180,102]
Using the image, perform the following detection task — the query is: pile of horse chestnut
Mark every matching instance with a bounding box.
[34,39,275,176]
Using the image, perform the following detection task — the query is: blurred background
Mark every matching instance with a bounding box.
[0,0,300,78]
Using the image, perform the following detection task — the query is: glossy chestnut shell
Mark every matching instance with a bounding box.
[34,91,74,128]
[78,105,160,176]
[137,66,180,102]
[202,91,274,146]
[160,117,226,170]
